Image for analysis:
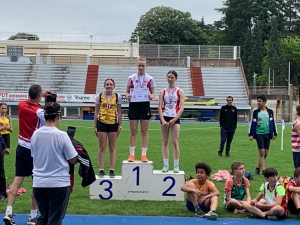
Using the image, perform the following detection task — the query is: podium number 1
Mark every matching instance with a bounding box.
[133,166,140,186]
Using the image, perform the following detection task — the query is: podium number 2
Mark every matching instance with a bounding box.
[99,180,113,200]
[162,176,176,196]
[133,166,140,186]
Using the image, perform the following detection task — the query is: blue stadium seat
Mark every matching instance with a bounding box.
[198,111,217,121]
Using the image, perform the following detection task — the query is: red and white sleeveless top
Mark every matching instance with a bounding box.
[292,120,300,152]
[162,87,180,117]
[126,73,156,89]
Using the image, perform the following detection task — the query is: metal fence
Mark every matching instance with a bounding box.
[139,45,240,59]
[249,86,299,96]
[0,32,135,43]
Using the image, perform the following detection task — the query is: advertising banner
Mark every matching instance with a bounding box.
[0,93,215,105]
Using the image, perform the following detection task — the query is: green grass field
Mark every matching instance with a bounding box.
[0,120,295,218]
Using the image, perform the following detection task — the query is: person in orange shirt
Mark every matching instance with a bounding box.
[181,162,219,220]
[0,103,13,149]
[223,162,251,213]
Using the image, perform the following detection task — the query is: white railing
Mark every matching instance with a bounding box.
[0,31,136,43]
[139,45,241,59]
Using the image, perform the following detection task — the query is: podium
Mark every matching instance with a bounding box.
[90,160,185,201]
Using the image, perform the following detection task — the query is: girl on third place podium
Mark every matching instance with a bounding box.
[125,56,156,162]
[94,79,122,178]
[158,70,184,173]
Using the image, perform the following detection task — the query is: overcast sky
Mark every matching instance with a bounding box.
[0,0,224,42]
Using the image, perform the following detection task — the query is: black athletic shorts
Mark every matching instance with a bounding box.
[288,198,298,214]
[128,102,151,120]
[256,134,270,150]
[15,145,33,177]
[293,152,300,168]
[160,116,180,124]
[1,134,10,148]
[97,121,118,133]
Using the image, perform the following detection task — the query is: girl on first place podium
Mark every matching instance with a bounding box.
[125,57,156,162]
[158,70,184,173]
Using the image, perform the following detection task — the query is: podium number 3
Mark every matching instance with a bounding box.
[99,180,113,200]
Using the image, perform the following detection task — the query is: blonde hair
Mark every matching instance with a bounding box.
[137,56,147,62]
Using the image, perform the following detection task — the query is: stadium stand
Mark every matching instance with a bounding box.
[0,62,35,92]
[201,67,249,107]
[35,65,87,94]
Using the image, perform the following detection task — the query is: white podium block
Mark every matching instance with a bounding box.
[89,160,185,201]
[122,160,153,190]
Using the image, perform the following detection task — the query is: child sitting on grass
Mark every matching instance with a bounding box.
[287,167,300,218]
[241,167,288,220]
[181,162,219,220]
[223,162,251,214]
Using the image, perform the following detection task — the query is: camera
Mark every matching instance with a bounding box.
[67,126,76,138]
[45,93,57,104]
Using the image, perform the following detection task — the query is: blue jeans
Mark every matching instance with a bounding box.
[218,127,235,155]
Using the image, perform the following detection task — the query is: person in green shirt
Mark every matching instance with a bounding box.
[241,167,288,220]
[248,95,277,175]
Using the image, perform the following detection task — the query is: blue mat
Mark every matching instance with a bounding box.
[1,214,297,225]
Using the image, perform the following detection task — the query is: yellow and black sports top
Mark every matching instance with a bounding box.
[98,92,119,124]
[0,116,10,134]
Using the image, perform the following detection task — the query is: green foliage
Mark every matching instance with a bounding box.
[281,36,300,86]
[242,22,264,84]
[266,18,287,86]
[282,36,300,63]
[1,120,296,219]
[8,32,39,41]
[215,0,300,88]
[130,6,208,45]
[215,0,253,46]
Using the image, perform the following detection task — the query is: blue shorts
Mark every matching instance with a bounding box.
[186,199,209,212]
[15,145,33,177]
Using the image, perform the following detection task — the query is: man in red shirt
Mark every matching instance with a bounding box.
[3,84,51,225]
[287,168,300,217]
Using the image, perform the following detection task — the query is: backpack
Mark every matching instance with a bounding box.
[245,171,253,180]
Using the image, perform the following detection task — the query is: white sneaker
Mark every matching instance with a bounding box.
[27,215,39,225]
[3,214,16,225]
[174,166,180,173]
[162,165,169,172]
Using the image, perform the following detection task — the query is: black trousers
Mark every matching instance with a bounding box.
[33,186,70,225]
[218,127,236,154]
[0,148,6,198]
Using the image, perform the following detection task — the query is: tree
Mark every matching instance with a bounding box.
[8,32,39,41]
[215,0,253,48]
[207,20,227,45]
[130,6,208,45]
[266,18,287,86]
[281,36,300,86]
[240,21,264,84]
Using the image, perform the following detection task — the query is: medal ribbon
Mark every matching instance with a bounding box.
[137,74,146,88]
[105,91,112,113]
[168,87,176,104]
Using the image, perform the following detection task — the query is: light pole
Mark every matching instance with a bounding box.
[89,35,93,50]
[253,72,257,95]
[288,62,291,96]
